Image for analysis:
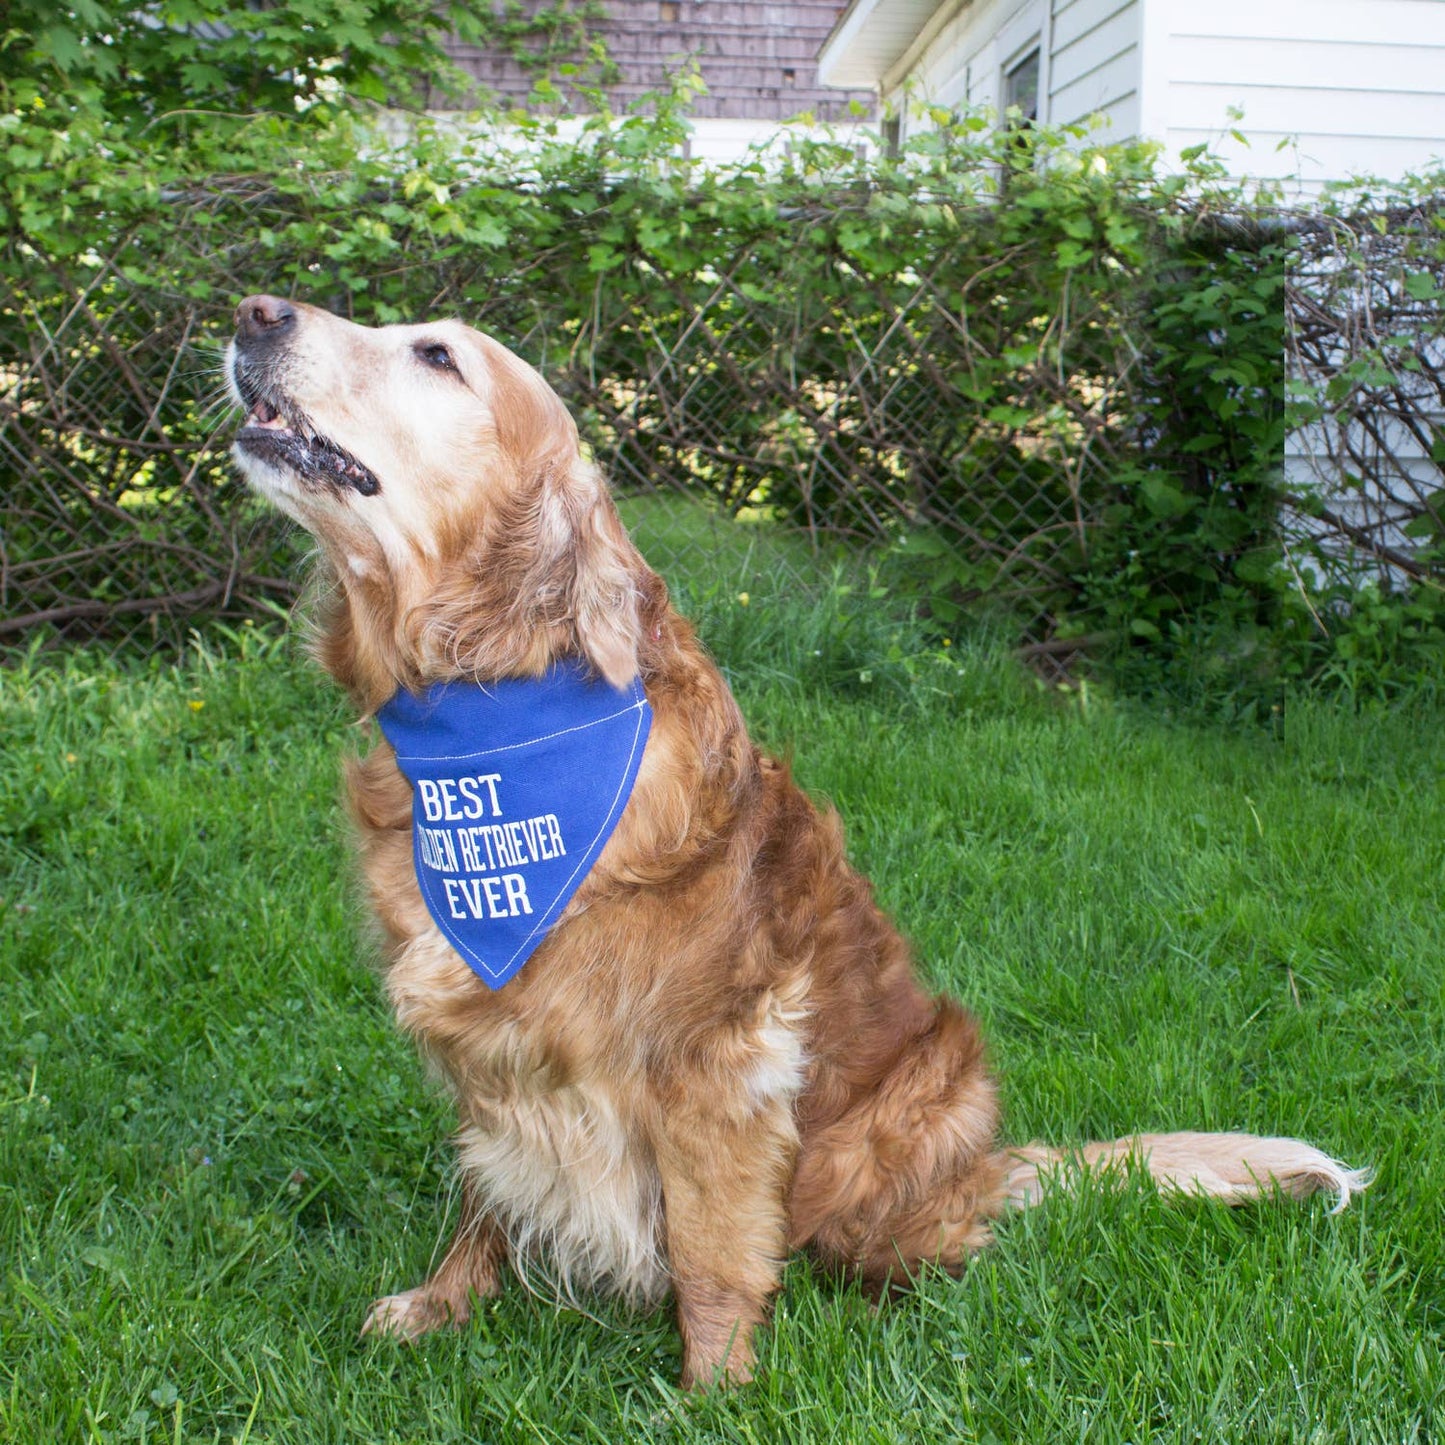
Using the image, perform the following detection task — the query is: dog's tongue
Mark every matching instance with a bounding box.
[249,398,288,430]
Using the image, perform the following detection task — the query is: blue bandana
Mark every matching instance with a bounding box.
[376,661,652,990]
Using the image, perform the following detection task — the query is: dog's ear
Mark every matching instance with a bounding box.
[567,478,644,688]
[462,342,644,687]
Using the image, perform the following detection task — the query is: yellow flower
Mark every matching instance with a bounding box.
[65,753,77,764]
[736,592,750,607]
[188,700,205,712]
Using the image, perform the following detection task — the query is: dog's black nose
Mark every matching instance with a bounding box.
[235,294,296,341]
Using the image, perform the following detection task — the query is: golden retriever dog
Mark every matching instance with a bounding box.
[227,294,1367,1388]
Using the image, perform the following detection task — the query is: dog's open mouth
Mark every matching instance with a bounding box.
[237,394,381,497]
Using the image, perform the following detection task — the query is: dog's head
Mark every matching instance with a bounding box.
[228,295,645,700]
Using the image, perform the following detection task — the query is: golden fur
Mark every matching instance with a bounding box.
[227,294,1368,1388]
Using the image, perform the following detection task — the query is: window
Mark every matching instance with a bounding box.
[1003,47,1040,126]
[881,113,902,160]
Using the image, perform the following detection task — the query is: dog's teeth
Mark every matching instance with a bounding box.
[248,398,291,432]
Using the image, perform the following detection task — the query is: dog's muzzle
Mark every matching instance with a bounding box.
[230,294,381,497]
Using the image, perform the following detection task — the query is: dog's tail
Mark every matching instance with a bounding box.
[1000,1132,1371,1213]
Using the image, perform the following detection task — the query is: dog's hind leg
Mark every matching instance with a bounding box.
[790,999,1007,1289]
[362,1176,507,1341]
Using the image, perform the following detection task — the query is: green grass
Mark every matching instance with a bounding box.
[2,570,1443,1441]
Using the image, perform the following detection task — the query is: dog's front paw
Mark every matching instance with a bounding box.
[361,1287,467,1342]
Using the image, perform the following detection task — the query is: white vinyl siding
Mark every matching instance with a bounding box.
[833,0,1445,185]
[874,0,1143,143]
[896,0,1047,115]
[1156,0,1445,186]
[1048,0,1140,135]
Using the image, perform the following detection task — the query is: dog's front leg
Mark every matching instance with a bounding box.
[362,1176,507,1341]
[652,1098,796,1388]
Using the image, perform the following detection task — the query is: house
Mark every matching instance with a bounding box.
[817,0,1445,188]
[439,1,876,163]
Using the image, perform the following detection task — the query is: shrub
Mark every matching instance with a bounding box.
[1,71,1440,698]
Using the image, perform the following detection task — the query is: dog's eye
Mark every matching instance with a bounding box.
[417,342,458,374]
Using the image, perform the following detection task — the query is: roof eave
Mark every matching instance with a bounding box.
[817,0,942,90]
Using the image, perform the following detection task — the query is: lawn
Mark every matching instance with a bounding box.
[2,535,1442,1442]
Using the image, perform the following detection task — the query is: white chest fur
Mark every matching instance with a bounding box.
[455,1076,668,1305]
[386,929,669,1305]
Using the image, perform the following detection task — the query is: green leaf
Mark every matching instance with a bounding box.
[1234,546,1282,583]
[586,242,623,272]
[1139,474,1197,519]
[1403,512,1444,539]
[466,216,509,247]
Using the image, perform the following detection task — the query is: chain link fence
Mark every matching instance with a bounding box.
[1283,202,1445,589]
[2,185,1440,656]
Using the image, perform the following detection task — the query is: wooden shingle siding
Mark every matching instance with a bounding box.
[441,0,874,119]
